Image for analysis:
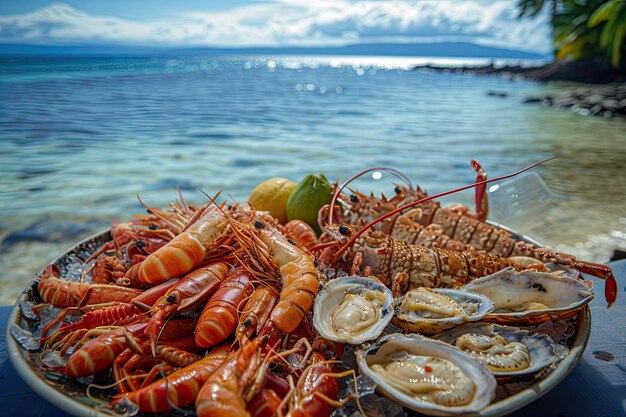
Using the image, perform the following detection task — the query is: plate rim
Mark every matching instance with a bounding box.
[6,227,592,417]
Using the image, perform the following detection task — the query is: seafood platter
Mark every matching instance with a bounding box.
[7,161,617,417]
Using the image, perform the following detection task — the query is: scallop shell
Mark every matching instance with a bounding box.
[313,276,393,344]
[356,333,496,416]
[392,287,494,335]
[434,323,565,379]
[461,268,594,325]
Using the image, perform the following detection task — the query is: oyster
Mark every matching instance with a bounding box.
[461,268,594,325]
[392,287,494,335]
[435,323,564,378]
[313,276,393,344]
[356,334,496,416]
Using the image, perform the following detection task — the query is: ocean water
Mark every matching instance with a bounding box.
[1,55,625,305]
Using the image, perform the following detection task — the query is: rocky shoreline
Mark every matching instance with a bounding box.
[415,60,626,117]
[523,84,626,117]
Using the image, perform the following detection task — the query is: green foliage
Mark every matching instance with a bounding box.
[517,0,549,17]
[517,0,626,67]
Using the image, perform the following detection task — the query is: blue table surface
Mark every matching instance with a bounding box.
[2,260,625,417]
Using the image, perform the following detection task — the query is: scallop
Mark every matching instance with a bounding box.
[435,323,565,379]
[392,287,494,335]
[313,276,393,344]
[461,268,594,325]
[356,334,496,416]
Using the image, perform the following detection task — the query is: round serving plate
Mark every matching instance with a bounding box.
[7,226,592,417]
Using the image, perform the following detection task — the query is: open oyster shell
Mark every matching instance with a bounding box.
[461,268,594,325]
[392,287,494,335]
[313,276,393,344]
[356,333,496,416]
[434,323,565,379]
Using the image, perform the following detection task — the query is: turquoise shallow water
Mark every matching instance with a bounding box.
[1,55,625,305]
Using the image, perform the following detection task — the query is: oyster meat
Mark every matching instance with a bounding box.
[313,276,393,344]
[357,334,496,416]
[393,287,493,335]
[454,333,531,373]
[369,351,476,407]
[435,323,565,378]
[461,268,594,324]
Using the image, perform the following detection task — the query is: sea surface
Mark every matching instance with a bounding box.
[1,55,625,305]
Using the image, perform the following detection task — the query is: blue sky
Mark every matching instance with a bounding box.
[0,1,552,54]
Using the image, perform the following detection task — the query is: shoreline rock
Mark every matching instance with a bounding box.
[522,84,626,117]
[415,60,626,117]
[414,59,626,84]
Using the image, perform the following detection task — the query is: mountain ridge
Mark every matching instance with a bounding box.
[0,42,548,60]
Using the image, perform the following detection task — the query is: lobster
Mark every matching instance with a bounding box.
[353,229,546,292]
[325,159,617,306]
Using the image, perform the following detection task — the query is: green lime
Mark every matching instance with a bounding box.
[248,177,296,224]
[286,173,333,235]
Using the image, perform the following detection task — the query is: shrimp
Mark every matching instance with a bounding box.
[252,219,320,334]
[144,262,229,354]
[194,266,255,349]
[112,344,229,413]
[38,264,142,308]
[195,337,266,417]
[126,200,231,286]
[236,284,279,345]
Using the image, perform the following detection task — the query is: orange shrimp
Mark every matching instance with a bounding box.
[285,339,348,417]
[61,319,196,378]
[92,256,127,284]
[195,337,267,417]
[194,267,255,349]
[113,338,202,393]
[40,278,179,342]
[253,219,319,334]
[144,262,229,354]
[284,220,319,249]
[126,201,230,286]
[38,265,142,308]
[236,284,279,345]
[112,344,229,413]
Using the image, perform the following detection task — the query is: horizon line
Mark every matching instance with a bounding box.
[0,41,551,60]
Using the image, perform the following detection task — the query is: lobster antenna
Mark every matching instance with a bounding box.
[334,156,557,260]
[328,167,412,225]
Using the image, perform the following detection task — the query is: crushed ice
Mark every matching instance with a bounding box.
[10,324,40,351]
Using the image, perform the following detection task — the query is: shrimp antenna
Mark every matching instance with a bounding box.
[334,156,557,261]
[328,167,412,225]
[180,190,223,233]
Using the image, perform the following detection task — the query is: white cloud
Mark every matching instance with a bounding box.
[0,1,551,54]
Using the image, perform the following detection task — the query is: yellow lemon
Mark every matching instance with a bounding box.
[286,173,333,235]
[248,177,296,224]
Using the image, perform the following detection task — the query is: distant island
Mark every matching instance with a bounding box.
[0,41,548,60]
